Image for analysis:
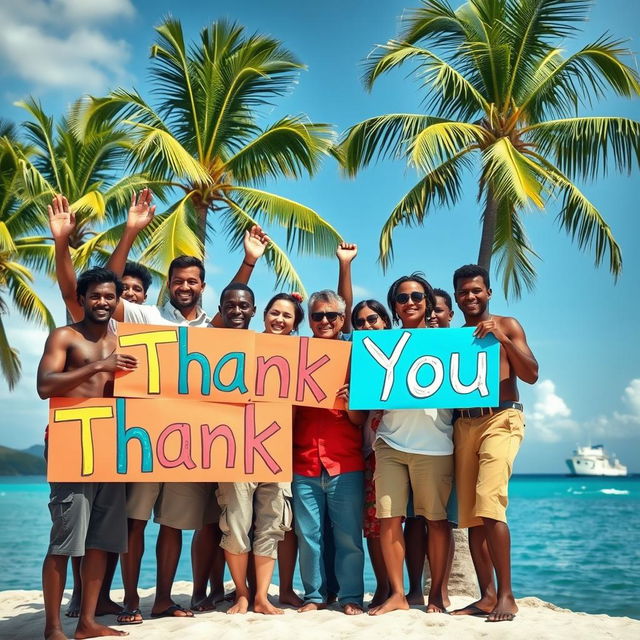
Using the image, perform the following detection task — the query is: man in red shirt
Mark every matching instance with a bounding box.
[293,290,367,616]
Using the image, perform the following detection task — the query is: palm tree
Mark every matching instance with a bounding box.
[0,122,55,389]
[338,0,640,296]
[11,98,165,281]
[77,19,342,294]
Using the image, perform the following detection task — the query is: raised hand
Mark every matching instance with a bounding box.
[336,242,357,264]
[47,194,75,241]
[243,224,270,264]
[101,351,138,373]
[126,188,156,232]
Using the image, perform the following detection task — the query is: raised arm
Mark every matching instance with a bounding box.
[336,242,357,333]
[36,329,137,398]
[474,317,539,384]
[210,225,270,328]
[48,195,83,322]
[107,188,156,277]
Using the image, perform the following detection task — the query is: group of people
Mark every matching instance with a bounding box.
[37,190,538,640]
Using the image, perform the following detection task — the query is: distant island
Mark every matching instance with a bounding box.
[0,445,45,476]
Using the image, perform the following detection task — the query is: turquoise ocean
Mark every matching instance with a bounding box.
[1,475,638,619]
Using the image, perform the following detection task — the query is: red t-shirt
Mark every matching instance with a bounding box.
[293,406,364,477]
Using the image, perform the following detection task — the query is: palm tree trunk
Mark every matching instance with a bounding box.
[195,203,208,248]
[477,188,497,270]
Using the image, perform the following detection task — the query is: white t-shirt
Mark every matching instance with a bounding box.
[376,408,453,456]
[122,299,212,327]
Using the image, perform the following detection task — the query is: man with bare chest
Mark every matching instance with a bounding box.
[450,265,538,623]
[37,267,137,640]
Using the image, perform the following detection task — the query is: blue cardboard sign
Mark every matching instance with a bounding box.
[349,328,500,410]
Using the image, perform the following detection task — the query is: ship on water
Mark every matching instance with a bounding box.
[566,444,628,476]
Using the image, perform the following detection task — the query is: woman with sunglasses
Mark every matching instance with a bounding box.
[292,290,367,616]
[351,300,392,608]
[369,274,453,616]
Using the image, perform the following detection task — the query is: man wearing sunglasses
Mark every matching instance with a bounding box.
[451,265,538,623]
[292,290,367,616]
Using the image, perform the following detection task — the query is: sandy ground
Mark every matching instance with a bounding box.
[1,581,638,640]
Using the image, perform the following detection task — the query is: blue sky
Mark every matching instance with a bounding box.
[0,0,638,473]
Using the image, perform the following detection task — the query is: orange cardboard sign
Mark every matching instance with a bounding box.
[47,397,292,482]
[113,323,351,409]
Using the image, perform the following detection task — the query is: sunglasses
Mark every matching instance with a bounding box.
[395,291,426,304]
[355,313,380,328]
[310,311,342,322]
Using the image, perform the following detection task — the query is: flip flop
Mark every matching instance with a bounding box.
[150,604,194,618]
[452,604,490,617]
[116,608,143,625]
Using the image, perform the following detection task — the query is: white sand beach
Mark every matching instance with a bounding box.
[1,581,638,640]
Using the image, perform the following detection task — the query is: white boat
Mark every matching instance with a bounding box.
[566,444,628,476]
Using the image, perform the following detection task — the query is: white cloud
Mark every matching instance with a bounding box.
[0,0,134,93]
[526,379,579,443]
[581,378,640,439]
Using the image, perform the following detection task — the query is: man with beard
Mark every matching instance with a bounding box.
[37,267,137,640]
[105,199,270,619]
[451,265,538,623]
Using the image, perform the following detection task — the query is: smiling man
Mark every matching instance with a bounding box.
[37,267,136,640]
[214,283,294,616]
[451,264,538,623]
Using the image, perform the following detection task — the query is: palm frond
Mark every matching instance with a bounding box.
[379,149,473,269]
[524,116,640,180]
[338,114,446,176]
[0,313,21,391]
[492,198,539,298]
[138,196,204,271]
[519,36,640,121]
[409,120,486,173]
[482,136,546,208]
[505,0,591,103]
[3,261,55,329]
[222,200,307,296]
[226,186,343,256]
[127,121,213,185]
[224,117,334,183]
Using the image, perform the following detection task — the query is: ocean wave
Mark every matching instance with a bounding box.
[599,489,629,495]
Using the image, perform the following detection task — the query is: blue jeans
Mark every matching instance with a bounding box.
[293,470,364,607]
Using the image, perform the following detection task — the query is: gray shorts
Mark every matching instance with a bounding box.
[47,482,127,557]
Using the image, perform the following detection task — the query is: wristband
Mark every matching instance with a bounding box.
[243,260,256,268]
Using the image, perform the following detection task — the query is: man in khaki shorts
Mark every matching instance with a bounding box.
[450,265,538,623]
[215,282,292,615]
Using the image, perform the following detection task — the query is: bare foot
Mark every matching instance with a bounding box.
[227,595,249,615]
[368,586,391,609]
[426,599,447,613]
[343,603,364,615]
[279,589,304,607]
[190,595,216,612]
[254,598,284,615]
[368,593,410,616]
[65,592,81,618]
[451,598,496,616]
[45,628,69,640]
[486,596,518,622]
[297,602,327,613]
[95,597,124,617]
[74,620,128,638]
[405,589,425,606]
